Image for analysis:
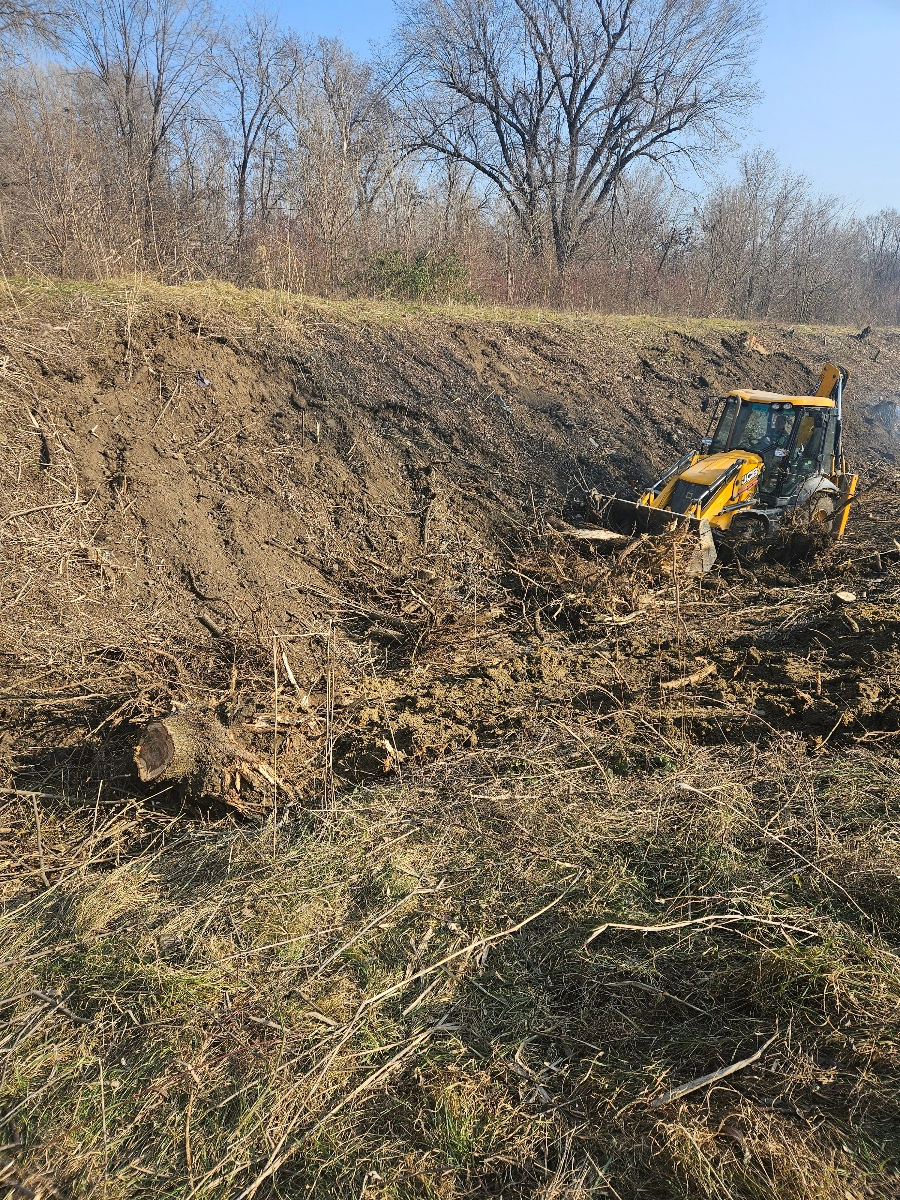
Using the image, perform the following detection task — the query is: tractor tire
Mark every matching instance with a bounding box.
[726,513,769,562]
[782,492,836,563]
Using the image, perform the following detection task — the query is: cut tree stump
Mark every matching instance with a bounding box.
[135,709,228,787]
[134,707,290,809]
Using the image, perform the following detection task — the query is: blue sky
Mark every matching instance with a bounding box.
[277,0,900,215]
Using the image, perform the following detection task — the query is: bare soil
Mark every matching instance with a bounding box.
[2,284,899,810]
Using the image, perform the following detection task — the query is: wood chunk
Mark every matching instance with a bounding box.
[659,662,717,690]
[547,517,629,548]
[134,708,288,808]
[564,528,629,544]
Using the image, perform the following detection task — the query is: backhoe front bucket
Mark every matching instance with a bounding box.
[578,493,718,578]
[587,494,696,537]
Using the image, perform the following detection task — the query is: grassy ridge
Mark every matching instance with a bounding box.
[4,274,898,336]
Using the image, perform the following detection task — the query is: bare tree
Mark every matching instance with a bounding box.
[596,167,691,310]
[213,12,299,251]
[1,0,896,322]
[691,151,854,323]
[694,150,799,317]
[0,0,61,48]
[861,208,900,313]
[397,0,760,275]
[0,65,144,276]
[280,38,404,289]
[65,0,218,229]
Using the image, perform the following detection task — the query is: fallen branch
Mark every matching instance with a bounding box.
[650,1033,778,1107]
[585,912,816,948]
[197,610,225,638]
[659,662,717,690]
[355,872,582,1018]
[603,979,711,1017]
[763,830,866,916]
[30,991,94,1026]
[0,500,80,526]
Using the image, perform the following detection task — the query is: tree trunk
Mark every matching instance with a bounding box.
[134,708,229,787]
[236,162,248,251]
[134,707,286,813]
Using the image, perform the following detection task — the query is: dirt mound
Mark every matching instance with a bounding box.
[1,281,899,812]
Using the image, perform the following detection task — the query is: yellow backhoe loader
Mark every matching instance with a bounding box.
[574,364,857,576]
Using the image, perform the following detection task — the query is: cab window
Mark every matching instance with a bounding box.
[790,411,825,469]
[709,399,738,452]
[783,410,831,489]
[730,402,797,456]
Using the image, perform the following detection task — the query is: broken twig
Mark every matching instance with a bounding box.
[659,662,716,690]
[585,912,816,948]
[650,1033,778,1107]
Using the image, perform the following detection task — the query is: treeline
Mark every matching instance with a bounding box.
[0,0,898,324]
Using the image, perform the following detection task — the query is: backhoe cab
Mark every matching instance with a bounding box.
[584,364,857,575]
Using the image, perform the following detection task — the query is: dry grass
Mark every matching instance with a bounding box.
[1,731,899,1199]
[5,273,900,338]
